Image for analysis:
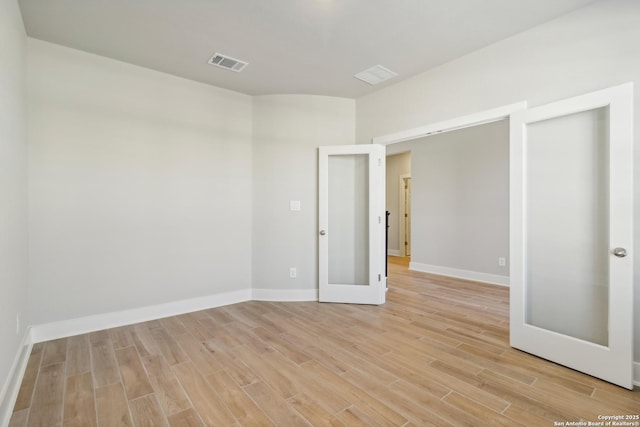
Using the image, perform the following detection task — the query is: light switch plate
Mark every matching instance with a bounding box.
[290,200,301,211]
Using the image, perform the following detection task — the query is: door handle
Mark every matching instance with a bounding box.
[613,247,627,258]
[319,230,326,236]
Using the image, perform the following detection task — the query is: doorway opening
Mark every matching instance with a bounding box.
[384,118,510,288]
[385,152,411,260]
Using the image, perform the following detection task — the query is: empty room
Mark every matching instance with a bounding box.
[1,0,640,426]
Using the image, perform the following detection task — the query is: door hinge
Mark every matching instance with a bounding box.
[378,274,381,282]
[378,216,381,224]
[378,158,382,166]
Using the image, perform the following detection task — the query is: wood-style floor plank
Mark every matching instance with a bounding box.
[12,349,43,412]
[243,381,312,427]
[287,393,344,427]
[8,409,28,427]
[110,326,135,349]
[40,338,67,367]
[115,345,154,400]
[151,328,189,366]
[63,372,96,427]
[200,340,259,387]
[173,332,222,376]
[65,334,91,377]
[27,362,65,427]
[335,405,394,427]
[300,360,408,426]
[130,323,161,358]
[90,333,121,387]
[141,354,192,417]
[172,362,236,426]
[129,394,169,427]
[10,256,640,426]
[95,383,133,427]
[206,370,275,427]
[167,408,205,427]
[232,346,299,399]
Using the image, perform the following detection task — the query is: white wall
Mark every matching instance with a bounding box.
[252,95,355,298]
[0,0,29,419]
[385,152,411,255]
[27,39,253,325]
[356,0,640,360]
[388,121,509,279]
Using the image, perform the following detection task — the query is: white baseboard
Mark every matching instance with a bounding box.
[29,287,319,344]
[410,262,510,287]
[30,289,251,344]
[252,288,318,302]
[634,362,640,387]
[0,329,33,427]
[387,249,402,256]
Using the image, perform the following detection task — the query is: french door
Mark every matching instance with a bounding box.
[510,83,634,389]
[318,145,386,304]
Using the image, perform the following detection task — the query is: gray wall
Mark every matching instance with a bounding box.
[357,0,640,361]
[252,95,355,297]
[0,0,29,416]
[388,120,509,278]
[27,39,254,324]
[385,152,411,255]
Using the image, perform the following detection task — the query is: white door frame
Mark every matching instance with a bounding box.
[372,102,527,146]
[399,174,411,256]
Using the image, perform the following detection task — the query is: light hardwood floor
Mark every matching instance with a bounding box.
[9,257,640,426]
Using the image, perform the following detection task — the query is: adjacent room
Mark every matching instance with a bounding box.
[2,0,640,425]
[385,120,509,287]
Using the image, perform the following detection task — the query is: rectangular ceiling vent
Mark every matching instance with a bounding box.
[354,65,398,85]
[208,53,248,72]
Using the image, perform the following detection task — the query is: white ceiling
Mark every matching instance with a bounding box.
[18,0,597,98]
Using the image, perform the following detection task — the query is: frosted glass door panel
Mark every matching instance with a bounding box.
[328,155,369,285]
[525,107,609,346]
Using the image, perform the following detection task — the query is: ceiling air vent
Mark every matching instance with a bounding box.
[208,53,248,72]
[354,65,398,85]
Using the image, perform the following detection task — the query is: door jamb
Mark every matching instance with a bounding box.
[371,102,527,146]
[399,174,411,257]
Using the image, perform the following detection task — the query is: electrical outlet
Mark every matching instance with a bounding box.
[498,257,506,267]
[289,267,297,278]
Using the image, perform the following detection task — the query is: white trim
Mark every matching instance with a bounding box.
[634,362,640,387]
[30,289,251,343]
[0,329,33,427]
[372,102,527,146]
[252,288,318,302]
[398,173,411,257]
[410,262,509,287]
[387,249,401,257]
